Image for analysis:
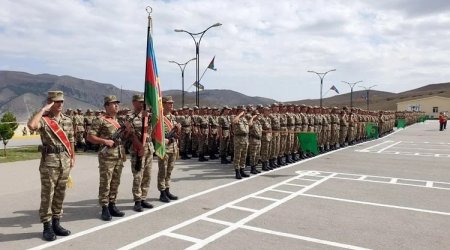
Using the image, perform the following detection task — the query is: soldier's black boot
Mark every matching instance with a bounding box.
[101,205,112,221]
[221,156,231,164]
[261,162,269,171]
[52,218,71,236]
[240,168,250,178]
[165,188,178,200]
[180,152,190,160]
[108,203,125,217]
[141,200,154,209]
[133,201,143,212]
[287,154,293,163]
[250,165,258,174]
[191,152,198,158]
[198,154,209,162]
[43,221,56,241]
[235,169,242,180]
[159,190,170,203]
[277,157,282,166]
[269,159,276,169]
[209,152,218,160]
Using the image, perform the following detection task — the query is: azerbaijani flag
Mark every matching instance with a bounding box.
[144,22,165,159]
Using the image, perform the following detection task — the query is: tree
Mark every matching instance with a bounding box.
[0,112,19,157]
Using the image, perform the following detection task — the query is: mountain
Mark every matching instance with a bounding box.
[1,70,449,123]
[0,71,277,122]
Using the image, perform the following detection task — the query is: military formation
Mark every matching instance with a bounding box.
[29,90,425,242]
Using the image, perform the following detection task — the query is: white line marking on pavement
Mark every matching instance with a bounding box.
[270,189,295,194]
[426,181,433,188]
[284,183,307,187]
[301,194,450,216]
[358,175,367,180]
[184,173,338,250]
[165,232,201,243]
[29,126,407,250]
[395,147,450,151]
[118,172,336,250]
[252,196,280,202]
[228,205,259,213]
[377,141,402,153]
[202,217,234,226]
[240,225,370,250]
[357,140,393,152]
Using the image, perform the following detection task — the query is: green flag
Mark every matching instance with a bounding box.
[366,122,379,139]
[397,119,406,128]
[298,132,319,155]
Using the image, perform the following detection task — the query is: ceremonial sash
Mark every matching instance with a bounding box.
[42,116,73,159]
[101,116,121,129]
[164,116,174,131]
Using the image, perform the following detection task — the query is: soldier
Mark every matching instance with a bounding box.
[158,96,180,203]
[87,96,128,221]
[259,107,273,171]
[191,106,200,158]
[278,104,288,165]
[218,106,232,164]
[197,107,209,162]
[339,109,349,146]
[179,106,192,160]
[208,107,220,159]
[73,109,85,151]
[233,105,252,179]
[128,94,154,212]
[269,103,281,169]
[84,109,95,151]
[22,126,28,136]
[248,110,262,174]
[27,91,74,241]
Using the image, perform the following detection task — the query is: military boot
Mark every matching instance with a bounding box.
[261,162,269,171]
[133,201,143,212]
[240,168,250,178]
[209,153,218,160]
[235,169,242,180]
[180,152,190,160]
[165,188,178,200]
[286,154,293,163]
[141,200,154,209]
[250,166,258,174]
[191,152,198,158]
[52,218,71,236]
[43,221,56,241]
[198,154,209,162]
[159,190,170,203]
[108,203,125,217]
[101,205,112,221]
[221,156,231,164]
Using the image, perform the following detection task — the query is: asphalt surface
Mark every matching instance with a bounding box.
[1,120,449,249]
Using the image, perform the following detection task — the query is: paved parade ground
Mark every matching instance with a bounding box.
[1,120,449,249]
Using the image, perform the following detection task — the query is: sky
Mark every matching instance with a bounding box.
[1,0,450,101]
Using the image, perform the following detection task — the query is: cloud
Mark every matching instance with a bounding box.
[1,0,450,102]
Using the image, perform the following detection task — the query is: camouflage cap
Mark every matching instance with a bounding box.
[271,103,279,107]
[47,91,64,101]
[77,108,82,112]
[193,106,199,110]
[132,94,144,102]
[256,104,264,108]
[212,106,218,110]
[182,106,189,110]
[104,95,120,104]
[162,96,174,103]
[263,107,270,111]
[236,105,245,110]
[252,110,260,115]
[87,108,93,113]
[222,105,231,110]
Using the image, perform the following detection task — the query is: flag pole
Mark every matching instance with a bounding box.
[140,7,152,159]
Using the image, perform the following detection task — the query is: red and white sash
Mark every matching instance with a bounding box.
[42,116,74,158]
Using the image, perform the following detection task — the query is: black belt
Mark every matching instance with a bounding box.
[222,127,229,130]
[182,125,190,127]
[200,125,208,129]
[250,135,261,140]
[41,145,67,154]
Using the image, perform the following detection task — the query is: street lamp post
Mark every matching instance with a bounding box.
[307,69,336,107]
[175,23,222,107]
[359,85,377,110]
[169,58,196,107]
[342,81,363,108]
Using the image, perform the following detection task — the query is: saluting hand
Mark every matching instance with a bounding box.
[42,102,55,112]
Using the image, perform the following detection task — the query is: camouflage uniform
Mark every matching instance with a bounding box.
[208,112,219,159]
[197,111,209,161]
[36,113,74,223]
[233,112,249,170]
[269,110,280,167]
[179,110,192,159]
[129,110,154,203]
[339,111,349,145]
[259,110,272,166]
[218,108,232,162]
[158,113,178,191]
[90,114,126,207]
[248,113,262,173]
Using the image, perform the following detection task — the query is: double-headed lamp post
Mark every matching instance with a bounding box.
[342,80,363,108]
[175,23,222,107]
[307,69,336,107]
[169,58,196,107]
[359,85,377,111]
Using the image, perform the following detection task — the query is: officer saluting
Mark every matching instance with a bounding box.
[28,91,74,241]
